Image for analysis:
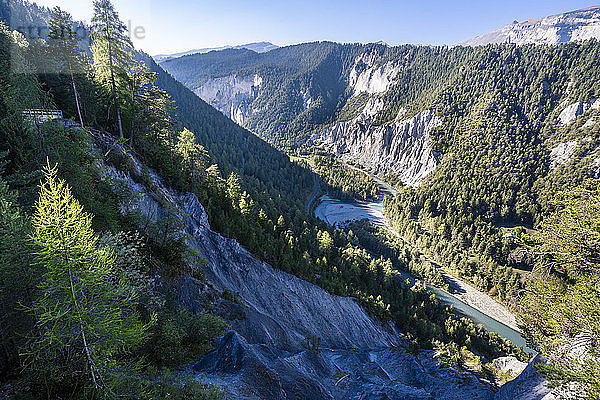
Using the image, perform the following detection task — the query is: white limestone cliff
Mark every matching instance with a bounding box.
[348,52,400,95]
[558,98,600,124]
[311,102,441,186]
[194,74,262,125]
[463,6,600,46]
[549,141,578,168]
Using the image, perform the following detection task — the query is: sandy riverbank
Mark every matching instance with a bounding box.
[314,193,521,333]
[439,270,520,332]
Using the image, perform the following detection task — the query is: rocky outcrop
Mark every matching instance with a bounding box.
[591,157,600,178]
[492,356,528,377]
[494,354,550,400]
[495,332,595,400]
[179,192,402,352]
[349,53,400,95]
[463,6,600,46]
[558,98,599,124]
[194,74,262,125]
[583,117,596,129]
[196,331,495,400]
[549,141,578,168]
[311,106,441,186]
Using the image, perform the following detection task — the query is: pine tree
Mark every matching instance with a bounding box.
[91,0,133,140]
[128,59,153,148]
[226,172,241,206]
[176,127,209,187]
[27,163,151,395]
[48,7,85,127]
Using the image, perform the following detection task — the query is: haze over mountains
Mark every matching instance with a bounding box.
[153,41,279,62]
[157,5,600,66]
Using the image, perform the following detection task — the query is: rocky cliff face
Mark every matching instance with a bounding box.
[310,103,441,186]
[463,6,600,46]
[94,137,503,400]
[548,99,599,169]
[549,140,578,168]
[194,74,262,125]
[349,52,400,95]
[558,98,599,124]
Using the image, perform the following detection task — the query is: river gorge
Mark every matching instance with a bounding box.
[314,174,534,353]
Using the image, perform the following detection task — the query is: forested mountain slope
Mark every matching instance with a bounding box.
[160,42,368,147]
[2,0,600,397]
[161,28,600,301]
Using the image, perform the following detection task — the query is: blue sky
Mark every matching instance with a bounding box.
[33,0,600,55]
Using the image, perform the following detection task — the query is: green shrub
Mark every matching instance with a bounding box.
[148,312,228,368]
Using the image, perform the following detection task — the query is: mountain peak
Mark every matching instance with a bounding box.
[463,5,600,46]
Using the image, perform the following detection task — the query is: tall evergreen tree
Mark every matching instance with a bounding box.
[90,0,133,140]
[128,59,153,148]
[48,7,84,127]
[175,127,209,187]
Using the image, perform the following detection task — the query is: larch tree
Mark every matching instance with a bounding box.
[27,164,151,395]
[90,0,133,140]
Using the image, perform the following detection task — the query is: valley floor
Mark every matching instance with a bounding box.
[310,168,523,341]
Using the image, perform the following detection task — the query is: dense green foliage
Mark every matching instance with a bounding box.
[344,219,447,288]
[384,42,600,301]
[311,155,379,201]
[518,181,600,398]
[28,164,151,396]
[0,10,227,398]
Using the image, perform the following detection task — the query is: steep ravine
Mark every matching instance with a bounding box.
[94,137,528,400]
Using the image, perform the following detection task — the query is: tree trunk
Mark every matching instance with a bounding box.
[105,17,123,139]
[129,69,136,149]
[68,265,98,388]
[67,62,84,128]
[62,36,84,128]
[61,230,100,389]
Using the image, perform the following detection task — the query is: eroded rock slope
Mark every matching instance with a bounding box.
[310,105,441,186]
[95,137,497,400]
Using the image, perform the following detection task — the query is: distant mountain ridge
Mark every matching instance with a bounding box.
[153,41,279,62]
[463,5,600,46]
